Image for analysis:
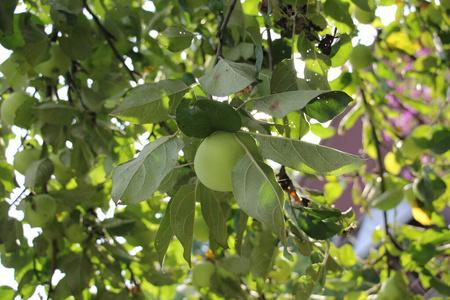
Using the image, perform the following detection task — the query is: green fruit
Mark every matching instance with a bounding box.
[355,7,375,24]
[400,136,425,160]
[13,147,41,175]
[192,262,215,287]
[194,132,250,191]
[193,217,209,242]
[24,194,57,228]
[269,257,292,283]
[1,92,37,126]
[350,44,374,70]
[64,223,88,243]
[35,44,71,78]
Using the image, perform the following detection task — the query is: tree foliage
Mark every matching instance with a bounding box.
[0,0,449,299]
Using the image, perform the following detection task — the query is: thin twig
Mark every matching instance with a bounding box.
[82,0,140,82]
[359,88,403,275]
[213,0,239,66]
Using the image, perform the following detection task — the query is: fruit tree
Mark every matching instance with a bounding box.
[0,0,449,299]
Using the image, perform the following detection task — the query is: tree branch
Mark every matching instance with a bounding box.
[82,0,140,82]
[359,87,403,274]
[213,0,239,66]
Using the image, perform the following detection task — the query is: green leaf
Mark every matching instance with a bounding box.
[350,0,376,11]
[371,189,403,210]
[0,0,18,36]
[59,253,93,295]
[253,90,352,120]
[256,134,366,175]
[304,91,353,122]
[250,230,278,279]
[24,158,54,188]
[198,59,257,96]
[310,123,336,139]
[175,98,242,138]
[270,59,298,93]
[196,183,229,248]
[305,52,331,90]
[110,80,189,124]
[430,127,450,154]
[35,102,79,126]
[111,135,184,205]
[330,34,352,67]
[323,0,355,34]
[232,154,286,246]
[159,26,194,52]
[155,200,174,266]
[170,183,196,266]
[295,207,345,240]
[0,286,15,300]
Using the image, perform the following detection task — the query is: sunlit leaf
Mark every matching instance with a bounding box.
[232,154,286,246]
[256,134,366,175]
[110,80,189,124]
[198,59,257,96]
[111,135,184,205]
[159,26,194,52]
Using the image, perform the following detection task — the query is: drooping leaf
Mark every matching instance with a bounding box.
[196,182,229,248]
[0,0,18,36]
[305,52,331,90]
[330,33,352,67]
[232,155,286,246]
[250,230,278,279]
[323,0,355,34]
[159,26,195,52]
[253,90,352,119]
[170,183,196,266]
[24,158,54,188]
[270,59,298,93]
[256,134,366,175]
[175,98,242,138]
[350,0,376,11]
[246,26,263,72]
[110,80,189,124]
[198,59,257,96]
[111,135,184,205]
[155,200,174,266]
[58,253,93,295]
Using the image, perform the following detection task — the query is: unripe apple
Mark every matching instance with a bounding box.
[192,261,216,287]
[13,147,41,175]
[194,132,258,192]
[355,7,375,24]
[400,136,425,160]
[1,92,38,126]
[24,194,57,228]
[35,44,71,78]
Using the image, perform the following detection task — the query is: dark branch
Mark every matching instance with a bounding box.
[213,0,239,66]
[82,0,140,82]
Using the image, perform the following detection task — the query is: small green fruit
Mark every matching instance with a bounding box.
[13,147,41,175]
[1,92,37,126]
[194,132,256,191]
[24,194,57,228]
[192,261,215,287]
[49,151,73,185]
[400,136,425,160]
